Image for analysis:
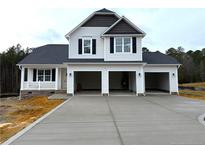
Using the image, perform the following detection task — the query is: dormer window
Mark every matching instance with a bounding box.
[83,38,92,54]
[114,37,132,53]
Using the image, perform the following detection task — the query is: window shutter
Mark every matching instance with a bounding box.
[78,39,82,54]
[110,37,114,53]
[52,69,56,81]
[92,39,96,54]
[24,68,28,81]
[33,69,36,81]
[132,37,136,53]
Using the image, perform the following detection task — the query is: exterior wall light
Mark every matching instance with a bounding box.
[69,73,72,77]
[138,73,141,77]
[172,73,175,77]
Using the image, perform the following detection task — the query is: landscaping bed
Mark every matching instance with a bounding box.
[0,96,64,144]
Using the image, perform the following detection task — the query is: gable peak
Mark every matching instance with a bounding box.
[96,8,114,13]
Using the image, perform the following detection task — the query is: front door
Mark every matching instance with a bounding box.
[61,68,67,90]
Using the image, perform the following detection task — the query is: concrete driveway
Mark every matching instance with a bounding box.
[11,95,205,145]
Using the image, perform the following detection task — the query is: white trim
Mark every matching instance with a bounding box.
[20,67,25,90]
[55,67,59,90]
[64,62,146,65]
[146,64,181,67]
[17,64,67,68]
[102,34,145,37]
[2,97,73,145]
[102,16,146,36]
[65,11,120,38]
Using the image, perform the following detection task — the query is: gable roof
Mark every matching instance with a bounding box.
[81,14,119,27]
[143,51,180,64]
[96,8,114,13]
[102,16,146,36]
[18,45,179,65]
[65,8,120,38]
[18,44,68,64]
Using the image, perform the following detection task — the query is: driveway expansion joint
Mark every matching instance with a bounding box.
[105,97,124,145]
[143,97,196,121]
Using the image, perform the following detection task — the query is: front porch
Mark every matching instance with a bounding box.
[20,66,67,92]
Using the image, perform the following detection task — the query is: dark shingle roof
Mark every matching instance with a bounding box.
[81,14,119,27]
[18,44,68,64]
[143,51,180,64]
[18,45,179,65]
[96,8,114,13]
[105,18,143,34]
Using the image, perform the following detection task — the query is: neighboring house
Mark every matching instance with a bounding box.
[18,8,180,98]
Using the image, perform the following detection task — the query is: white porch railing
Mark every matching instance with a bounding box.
[23,81,55,90]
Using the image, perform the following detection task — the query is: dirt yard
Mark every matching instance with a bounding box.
[179,90,205,101]
[179,82,205,101]
[179,82,205,88]
[0,96,64,144]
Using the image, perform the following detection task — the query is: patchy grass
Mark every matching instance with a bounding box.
[179,90,205,101]
[179,82,205,88]
[0,96,64,144]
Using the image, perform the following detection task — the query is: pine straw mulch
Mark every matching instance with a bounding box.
[0,96,64,144]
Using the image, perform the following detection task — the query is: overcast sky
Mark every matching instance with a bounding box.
[1,8,204,53]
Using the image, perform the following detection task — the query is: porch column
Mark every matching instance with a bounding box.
[67,66,74,95]
[58,68,61,90]
[102,70,109,95]
[55,67,59,90]
[20,66,25,90]
[136,68,145,96]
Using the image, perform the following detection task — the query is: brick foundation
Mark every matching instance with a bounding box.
[20,90,66,99]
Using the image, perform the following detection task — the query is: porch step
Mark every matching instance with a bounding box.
[55,90,66,94]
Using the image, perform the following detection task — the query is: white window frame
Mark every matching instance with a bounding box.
[114,37,132,53]
[82,37,92,55]
[37,69,52,82]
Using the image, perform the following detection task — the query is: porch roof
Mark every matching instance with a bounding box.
[18,44,68,64]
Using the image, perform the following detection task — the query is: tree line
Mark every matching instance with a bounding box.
[143,46,205,83]
[0,44,29,96]
[0,44,204,96]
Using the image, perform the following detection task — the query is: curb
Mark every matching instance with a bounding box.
[2,97,73,145]
[198,113,205,127]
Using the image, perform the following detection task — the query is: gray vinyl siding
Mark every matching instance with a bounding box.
[105,19,143,34]
[81,14,119,27]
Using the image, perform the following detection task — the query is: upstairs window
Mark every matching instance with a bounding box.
[124,37,131,52]
[114,37,131,53]
[115,37,123,53]
[83,38,92,54]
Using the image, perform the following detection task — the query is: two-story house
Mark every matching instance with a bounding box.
[18,8,180,98]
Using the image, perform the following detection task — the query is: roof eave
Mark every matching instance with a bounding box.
[101,33,146,37]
